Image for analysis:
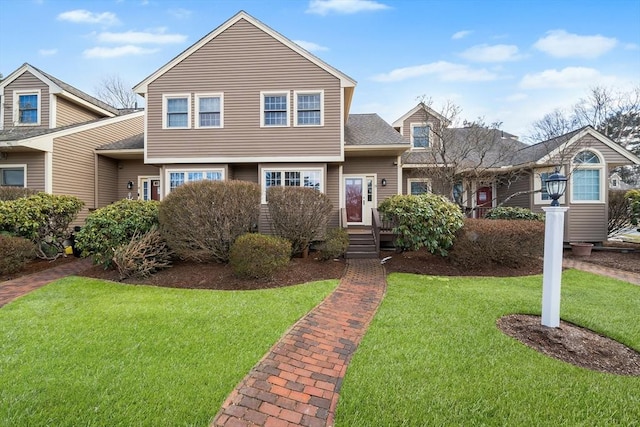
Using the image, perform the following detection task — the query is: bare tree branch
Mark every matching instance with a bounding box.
[94,74,138,109]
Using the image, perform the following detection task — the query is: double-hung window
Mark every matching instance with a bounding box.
[0,165,26,187]
[196,94,223,128]
[295,91,323,126]
[262,92,289,127]
[167,168,224,193]
[571,150,604,203]
[14,90,40,125]
[163,94,190,129]
[262,168,323,202]
[410,123,430,148]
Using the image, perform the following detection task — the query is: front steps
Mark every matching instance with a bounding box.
[346,228,378,259]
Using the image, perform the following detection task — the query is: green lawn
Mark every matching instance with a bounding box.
[0,277,338,426]
[335,270,640,426]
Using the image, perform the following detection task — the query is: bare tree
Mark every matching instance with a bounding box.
[94,74,138,109]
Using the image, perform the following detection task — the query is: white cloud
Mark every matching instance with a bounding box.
[452,30,472,40]
[168,8,192,19]
[57,9,120,26]
[38,48,58,56]
[97,30,187,44]
[520,67,604,89]
[293,40,329,52]
[306,0,390,15]
[459,44,522,62]
[504,93,528,102]
[372,61,499,82]
[624,43,639,51]
[83,45,159,58]
[533,30,617,59]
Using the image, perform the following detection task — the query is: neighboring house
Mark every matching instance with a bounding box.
[0,63,144,222]
[608,172,635,190]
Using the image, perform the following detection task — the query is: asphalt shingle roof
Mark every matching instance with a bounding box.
[345,113,409,146]
[96,133,144,150]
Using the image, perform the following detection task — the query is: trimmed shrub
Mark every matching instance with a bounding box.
[0,187,39,201]
[0,234,36,274]
[112,226,173,280]
[608,190,632,236]
[229,233,291,279]
[449,218,545,268]
[159,180,261,263]
[0,193,84,259]
[627,189,640,232]
[378,193,464,255]
[75,199,159,268]
[317,228,349,260]
[267,187,333,257]
[485,206,544,221]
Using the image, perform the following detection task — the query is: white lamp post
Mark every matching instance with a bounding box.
[541,171,569,327]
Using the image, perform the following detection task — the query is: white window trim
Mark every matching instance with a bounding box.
[409,122,431,149]
[293,90,324,127]
[407,178,432,195]
[260,90,290,128]
[13,89,41,126]
[534,166,567,205]
[260,166,324,204]
[194,93,224,129]
[0,164,27,187]
[164,167,225,197]
[162,93,191,129]
[570,149,606,204]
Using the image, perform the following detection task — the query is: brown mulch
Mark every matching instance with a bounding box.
[565,249,640,273]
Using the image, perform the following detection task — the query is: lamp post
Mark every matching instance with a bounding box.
[541,171,569,327]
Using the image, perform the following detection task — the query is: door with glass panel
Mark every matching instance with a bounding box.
[344,175,375,225]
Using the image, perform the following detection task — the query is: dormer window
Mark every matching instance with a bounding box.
[14,90,40,126]
[410,123,430,148]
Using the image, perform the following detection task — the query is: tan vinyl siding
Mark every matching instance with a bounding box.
[3,71,50,129]
[51,114,143,223]
[326,164,340,229]
[566,204,607,242]
[497,173,531,208]
[96,156,119,207]
[344,157,398,204]
[548,134,633,165]
[230,164,258,182]
[0,152,45,190]
[117,160,160,200]
[400,109,442,143]
[146,18,342,160]
[56,96,104,127]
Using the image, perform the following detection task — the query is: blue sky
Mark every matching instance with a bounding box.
[1,0,639,137]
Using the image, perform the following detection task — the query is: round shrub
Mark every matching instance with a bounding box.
[0,234,36,274]
[485,206,544,221]
[75,199,159,268]
[378,193,464,255]
[230,233,291,279]
[318,228,349,260]
[159,180,261,263]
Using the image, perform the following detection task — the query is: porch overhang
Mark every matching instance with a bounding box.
[95,149,144,160]
[345,144,410,157]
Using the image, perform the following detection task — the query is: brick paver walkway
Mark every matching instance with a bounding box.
[212,258,387,427]
[0,258,93,307]
[563,258,640,285]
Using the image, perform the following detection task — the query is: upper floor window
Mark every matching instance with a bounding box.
[167,168,224,193]
[0,166,26,187]
[262,168,323,203]
[262,92,289,127]
[14,90,40,126]
[571,150,604,203]
[163,94,191,129]
[295,91,323,126]
[196,94,223,128]
[410,123,430,148]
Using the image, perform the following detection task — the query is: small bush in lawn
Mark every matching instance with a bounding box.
[0,187,39,201]
[378,193,464,255]
[318,228,349,260]
[159,180,261,263]
[75,199,159,268]
[230,233,291,279]
[267,187,334,257]
[0,234,36,274]
[0,193,84,259]
[112,227,172,280]
[485,206,544,221]
[449,218,544,268]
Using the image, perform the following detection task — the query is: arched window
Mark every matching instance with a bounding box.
[571,150,604,203]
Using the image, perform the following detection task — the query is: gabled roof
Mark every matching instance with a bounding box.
[392,102,449,129]
[345,114,409,146]
[0,63,118,117]
[133,10,357,94]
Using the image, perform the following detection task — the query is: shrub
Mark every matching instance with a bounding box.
[608,190,632,236]
[378,193,464,255]
[627,189,640,232]
[0,193,84,259]
[0,187,39,201]
[0,234,36,274]
[159,180,261,263]
[485,206,544,221]
[112,227,173,280]
[75,199,159,268]
[449,218,545,268]
[267,187,333,256]
[317,228,350,260]
[229,233,291,279]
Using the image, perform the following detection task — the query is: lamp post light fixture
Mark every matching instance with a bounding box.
[541,169,569,327]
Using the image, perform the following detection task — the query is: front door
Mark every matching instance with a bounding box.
[476,186,492,218]
[345,175,375,225]
[140,177,161,201]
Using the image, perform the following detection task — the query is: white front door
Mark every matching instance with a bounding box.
[344,175,375,225]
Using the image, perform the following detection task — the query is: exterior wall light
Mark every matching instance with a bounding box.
[381,178,387,187]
